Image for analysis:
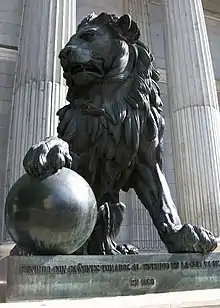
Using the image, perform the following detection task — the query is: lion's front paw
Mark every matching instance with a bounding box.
[23,138,72,179]
[166,224,217,253]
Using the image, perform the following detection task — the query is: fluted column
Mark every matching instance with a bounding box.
[121,0,165,251]
[163,0,220,236]
[123,0,151,46]
[5,0,76,194]
[76,0,123,25]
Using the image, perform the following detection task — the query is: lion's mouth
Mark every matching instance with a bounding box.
[61,61,104,86]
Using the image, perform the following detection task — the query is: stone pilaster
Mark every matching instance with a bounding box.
[163,0,220,236]
[4,0,76,239]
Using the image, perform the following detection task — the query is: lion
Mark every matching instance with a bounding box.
[20,12,216,255]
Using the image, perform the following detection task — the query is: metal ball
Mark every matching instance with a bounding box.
[5,168,97,255]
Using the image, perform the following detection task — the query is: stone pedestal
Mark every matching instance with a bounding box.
[163,0,220,235]
[6,253,220,302]
[6,0,76,192]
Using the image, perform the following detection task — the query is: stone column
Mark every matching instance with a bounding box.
[121,0,165,252]
[163,0,220,236]
[5,0,76,190]
[3,0,76,240]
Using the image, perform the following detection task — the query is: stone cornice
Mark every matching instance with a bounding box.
[159,68,220,93]
[216,79,220,92]
[202,0,220,14]
[204,10,220,21]
[0,47,17,62]
[149,0,160,5]
[150,0,220,16]
[158,68,167,84]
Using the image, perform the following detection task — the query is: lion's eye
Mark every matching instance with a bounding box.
[79,32,94,42]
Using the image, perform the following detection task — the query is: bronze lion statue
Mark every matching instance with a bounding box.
[20,12,217,254]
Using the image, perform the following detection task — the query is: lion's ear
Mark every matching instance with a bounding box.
[118,14,132,32]
[77,12,97,30]
[117,14,140,43]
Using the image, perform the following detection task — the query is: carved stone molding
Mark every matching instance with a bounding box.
[0,47,17,62]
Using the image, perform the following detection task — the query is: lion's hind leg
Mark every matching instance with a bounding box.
[132,163,217,253]
[86,202,138,255]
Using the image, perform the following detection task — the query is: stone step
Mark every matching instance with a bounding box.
[0,289,220,308]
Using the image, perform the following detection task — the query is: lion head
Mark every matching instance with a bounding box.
[59,13,139,86]
[59,12,162,117]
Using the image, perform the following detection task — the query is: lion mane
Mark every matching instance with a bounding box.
[57,13,164,201]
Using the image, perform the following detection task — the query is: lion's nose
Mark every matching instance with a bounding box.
[59,45,76,59]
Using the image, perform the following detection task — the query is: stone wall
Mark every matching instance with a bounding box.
[0,0,22,241]
[0,0,219,247]
[204,8,220,107]
[0,0,21,48]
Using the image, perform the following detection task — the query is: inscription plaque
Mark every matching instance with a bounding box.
[6,253,220,302]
